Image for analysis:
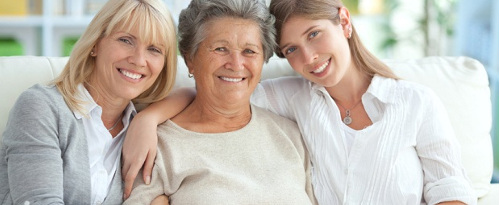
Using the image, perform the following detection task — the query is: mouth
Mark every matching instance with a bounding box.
[311,58,330,74]
[219,76,246,83]
[119,68,144,80]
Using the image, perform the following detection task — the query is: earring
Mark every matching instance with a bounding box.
[188,73,194,78]
[347,26,352,39]
[90,51,95,56]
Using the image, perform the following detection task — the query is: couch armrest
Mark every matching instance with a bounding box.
[478,183,499,204]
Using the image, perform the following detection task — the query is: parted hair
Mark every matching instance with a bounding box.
[178,0,276,63]
[269,0,399,79]
[53,0,178,114]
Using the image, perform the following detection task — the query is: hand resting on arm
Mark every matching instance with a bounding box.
[121,87,196,199]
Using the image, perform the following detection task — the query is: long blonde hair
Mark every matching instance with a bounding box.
[269,0,399,79]
[53,0,178,114]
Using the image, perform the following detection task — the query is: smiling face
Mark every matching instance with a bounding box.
[187,17,264,107]
[89,24,165,102]
[279,13,352,88]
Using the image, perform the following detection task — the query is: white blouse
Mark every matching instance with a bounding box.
[251,75,476,205]
[74,84,136,205]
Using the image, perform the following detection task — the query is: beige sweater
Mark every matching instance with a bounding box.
[125,105,316,205]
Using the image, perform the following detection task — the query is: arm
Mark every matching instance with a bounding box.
[122,149,170,205]
[251,77,299,120]
[122,87,196,199]
[2,88,65,204]
[417,90,476,204]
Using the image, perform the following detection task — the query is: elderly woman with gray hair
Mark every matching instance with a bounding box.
[122,0,316,204]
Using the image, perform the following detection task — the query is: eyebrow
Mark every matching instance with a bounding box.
[209,40,261,50]
[245,43,261,50]
[280,25,320,50]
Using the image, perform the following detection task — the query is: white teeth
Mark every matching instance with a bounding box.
[312,60,329,74]
[120,69,142,80]
[220,76,243,82]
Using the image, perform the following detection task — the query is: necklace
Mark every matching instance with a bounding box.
[336,100,362,125]
[107,114,122,131]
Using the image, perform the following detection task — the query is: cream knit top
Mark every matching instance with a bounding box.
[124,105,317,205]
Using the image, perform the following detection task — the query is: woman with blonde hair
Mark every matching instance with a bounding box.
[0,0,182,204]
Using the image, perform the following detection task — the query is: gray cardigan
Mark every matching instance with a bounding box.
[0,84,123,205]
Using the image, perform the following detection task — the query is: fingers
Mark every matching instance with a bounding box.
[122,157,144,199]
[142,150,157,185]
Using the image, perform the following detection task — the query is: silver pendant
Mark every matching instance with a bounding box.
[343,116,352,125]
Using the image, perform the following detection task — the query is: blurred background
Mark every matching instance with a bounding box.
[0,0,498,182]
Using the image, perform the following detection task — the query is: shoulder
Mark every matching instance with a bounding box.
[251,105,300,132]
[250,105,306,154]
[252,76,311,110]
[17,84,64,106]
[258,76,310,90]
[394,79,441,105]
[12,84,66,115]
[373,76,439,106]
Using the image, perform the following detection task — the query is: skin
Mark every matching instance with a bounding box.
[279,8,372,130]
[121,7,467,205]
[279,8,465,205]
[122,16,265,200]
[88,24,165,136]
[173,17,264,133]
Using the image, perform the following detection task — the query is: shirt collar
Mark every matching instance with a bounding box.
[364,75,398,104]
[73,84,98,119]
[72,84,137,120]
[309,75,397,105]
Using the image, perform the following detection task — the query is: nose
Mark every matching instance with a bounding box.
[128,48,147,68]
[301,46,317,65]
[224,51,244,71]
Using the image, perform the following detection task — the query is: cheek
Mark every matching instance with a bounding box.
[151,57,166,75]
[286,57,302,73]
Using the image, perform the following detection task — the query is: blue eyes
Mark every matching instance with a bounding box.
[283,30,320,55]
[285,47,296,55]
[309,31,319,38]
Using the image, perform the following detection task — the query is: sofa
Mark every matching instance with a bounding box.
[0,55,498,204]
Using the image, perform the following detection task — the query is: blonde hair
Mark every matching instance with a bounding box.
[269,0,399,79]
[53,0,178,114]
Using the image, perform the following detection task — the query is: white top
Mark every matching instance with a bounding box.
[342,124,356,155]
[74,84,136,205]
[251,75,476,205]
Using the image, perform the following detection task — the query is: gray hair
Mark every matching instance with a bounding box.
[178,0,276,62]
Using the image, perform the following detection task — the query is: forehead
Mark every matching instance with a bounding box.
[203,17,262,47]
[110,14,167,47]
[279,16,332,44]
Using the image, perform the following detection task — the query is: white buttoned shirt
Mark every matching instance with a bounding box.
[251,75,476,205]
[74,84,136,205]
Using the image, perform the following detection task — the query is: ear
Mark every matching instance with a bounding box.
[90,46,97,56]
[184,55,195,75]
[339,7,352,39]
